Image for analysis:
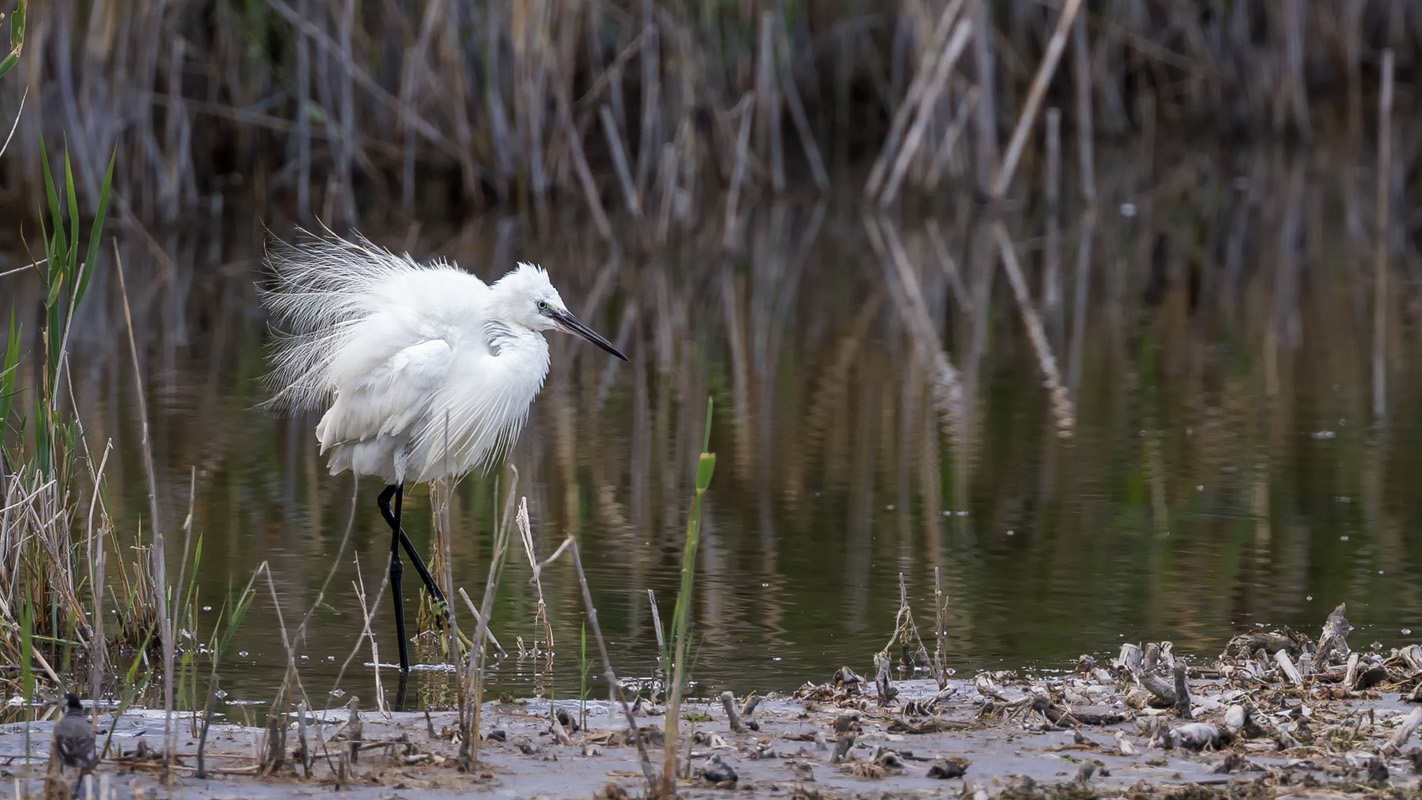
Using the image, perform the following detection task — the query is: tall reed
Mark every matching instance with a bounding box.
[1,2,1407,226]
[662,397,715,795]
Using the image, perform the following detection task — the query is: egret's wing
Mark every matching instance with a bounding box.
[261,229,485,412]
[316,337,454,449]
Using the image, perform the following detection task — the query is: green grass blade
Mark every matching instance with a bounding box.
[77,149,116,304]
[63,147,79,268]
[0,1,22,80]
[38,132,65,283]
[702,396,714,452]
[0,312,19,427]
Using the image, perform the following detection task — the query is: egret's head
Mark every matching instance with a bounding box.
[494,263,627,360]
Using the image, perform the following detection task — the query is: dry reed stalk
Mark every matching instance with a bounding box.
[84,441,112,708]
[336,0,358,223]
[567,536,658,792]
[647,589,667,685]
[991,0,1083,202]
[635,7,661,196]
[458,469,517,770]
[865,0,969,199]
[264,0,457,155]
[600,104,642,218]
[877,17,972,207]
[1277,0,1311,138]
[1067,211,1095,397]
[457,587,507,657]
[933,567,948,688]
[865,215,965,449]
[970,0,998,196]
[549,53,612,242]
[655,143,678,242]
[925,218,971,312]
[432,477,462,665]
[0,86,24,160]
[774,16,829,192]
[258,561,312,774]
[1070,10,1094,203]
[993,223,1074,436]
[924,84,977,189]
[515,497,554,663]
[295,1,311,219]
[114,244,175,780]
[1372,48,1393,421]
[723,94,755,250]
[348,557,388,716]
[756,10,784,193]
[1044,107,1061,318]
[399,0,448,215]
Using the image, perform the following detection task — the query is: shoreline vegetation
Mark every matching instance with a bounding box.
[0,1,1415,232]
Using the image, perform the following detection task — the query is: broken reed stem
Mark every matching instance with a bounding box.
[548,52,613,242]
[459,468,517,770]
[866,215,966,449]
[934,567,948,689]
[878,17,973,208]
[457,587,506,657]
[349,555,387,716]
[755,10,784,192]
[1044,107,1061,318]
[648,588,667,685]
[516,497,554,662]
[599,104,642,218]
[723,94,755,249]
[115,243,175,781]
[991,0,1084,202]
[85,441,112,717]
[865,0,968,199]
[994,223,1075,436]
[567,536,658,792]
[1372,48,1393,421]
[1070,9,1095,203]
[775,15,828,192]
[924,86,978,191]
[260,560,310,772]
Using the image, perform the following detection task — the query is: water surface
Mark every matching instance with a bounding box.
[10,142,1422,707]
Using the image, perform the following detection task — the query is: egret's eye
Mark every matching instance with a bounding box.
[537,300,548,312]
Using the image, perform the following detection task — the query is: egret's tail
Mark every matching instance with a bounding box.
[259,228,431,411]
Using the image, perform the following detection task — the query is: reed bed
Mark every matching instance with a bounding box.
[0,0,1415,231]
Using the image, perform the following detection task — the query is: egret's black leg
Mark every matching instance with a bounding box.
[381,483,411,673]
[376,488,452,623]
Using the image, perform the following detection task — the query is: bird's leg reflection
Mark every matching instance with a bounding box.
[395,671,410,712]
[381,483,411,673]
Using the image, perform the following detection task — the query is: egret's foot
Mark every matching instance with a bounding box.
[420,596,475,655]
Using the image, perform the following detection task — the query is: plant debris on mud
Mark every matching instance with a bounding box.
[11,604,1422,799]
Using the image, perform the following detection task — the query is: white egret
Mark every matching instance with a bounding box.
[260,230,626,672]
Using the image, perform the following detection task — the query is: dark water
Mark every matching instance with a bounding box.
[10,143,1422,709]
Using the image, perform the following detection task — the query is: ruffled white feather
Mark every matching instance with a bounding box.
[261,230,556,483]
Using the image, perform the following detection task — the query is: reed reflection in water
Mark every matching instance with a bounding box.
[11,142,1422,703]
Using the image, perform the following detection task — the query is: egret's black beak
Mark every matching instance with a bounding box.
[552,309,627,361]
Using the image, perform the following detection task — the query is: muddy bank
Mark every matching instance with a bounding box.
[11,611,1422,799]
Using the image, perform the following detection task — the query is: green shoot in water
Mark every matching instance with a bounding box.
[662,396,715,794]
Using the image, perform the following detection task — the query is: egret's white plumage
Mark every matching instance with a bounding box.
[262,231,623,485]
[261,229,625,677]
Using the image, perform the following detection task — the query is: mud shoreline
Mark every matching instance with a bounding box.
[9,636,1422,800]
